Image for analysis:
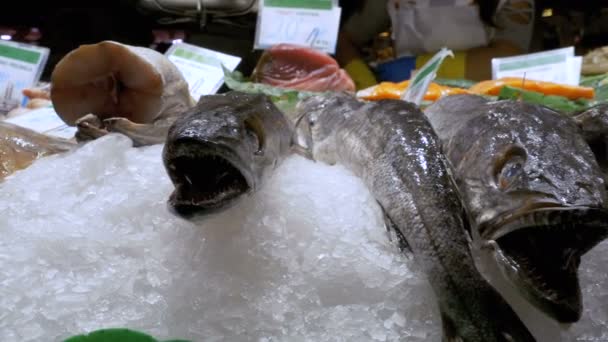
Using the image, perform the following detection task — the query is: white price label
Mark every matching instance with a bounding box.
[254,0,342,54]
[492,47,581,85]
[165,43,241,102]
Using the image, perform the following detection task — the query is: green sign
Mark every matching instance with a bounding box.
[412,59,441,85]
[172,48,222,67]
[498,54,566,72]
[265,0,332,10]
[0,44,41,64]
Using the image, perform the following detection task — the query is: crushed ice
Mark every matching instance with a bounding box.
[0,134,606,341]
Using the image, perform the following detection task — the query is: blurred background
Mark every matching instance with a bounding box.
[0,0,607,81]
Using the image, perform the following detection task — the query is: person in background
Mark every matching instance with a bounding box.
[337,0,536,90]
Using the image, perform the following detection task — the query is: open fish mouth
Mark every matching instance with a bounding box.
[485,206,608,323]
[166,151,251,217]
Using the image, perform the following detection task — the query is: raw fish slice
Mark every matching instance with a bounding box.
[282,66,354,92]
[252,44,355,93]
[50,41,195,146]
[0,121,75,180]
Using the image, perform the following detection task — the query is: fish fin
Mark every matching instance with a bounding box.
[460,207,477,249]
[103,117,170,147]
[378,202,413,257]
[291,143,315,161]
[291,110,315,161]
[75,114,109,143]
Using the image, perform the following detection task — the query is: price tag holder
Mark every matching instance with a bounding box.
[0,40,49,115]
[5,106,76,139]
[492,47,581,85]
[254,0,342,54]
[165,42,241,102]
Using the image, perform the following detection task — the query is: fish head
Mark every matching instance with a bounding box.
[456,100,608,322]
[163,93,280,217]
[296,92,363,142]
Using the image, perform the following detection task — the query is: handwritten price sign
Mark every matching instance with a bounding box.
[254,0,342,54]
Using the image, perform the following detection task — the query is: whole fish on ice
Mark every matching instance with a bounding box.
[294,93,535,342]
[163,91,293,217]
[424,94,608,323]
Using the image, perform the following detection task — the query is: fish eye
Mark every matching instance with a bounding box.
[244,116,265,155]
[493,145,527,190]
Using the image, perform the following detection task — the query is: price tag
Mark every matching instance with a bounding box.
[0,40,49,115]
[5,106,76,139]
[492,47,581,85]
[254,0,342,54]
[165,42,241,102]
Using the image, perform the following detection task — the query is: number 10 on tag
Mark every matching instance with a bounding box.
[254,0,342,54]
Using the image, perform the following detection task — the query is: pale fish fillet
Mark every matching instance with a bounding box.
[0,121,75,181]
[50,41,196,146]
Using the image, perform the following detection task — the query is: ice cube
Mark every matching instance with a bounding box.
[391,312,406,328]
[0,134,604,342]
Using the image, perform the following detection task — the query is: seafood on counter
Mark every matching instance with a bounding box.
[293,93,535,342]
[469,77,595,100]
[50,40,196,147]
[163,91,294,217]
[0,121,75,181]
[357,80,469,101]
[424,94,608,323]
[251,44,355,93]
[495,86,592,113]
[355,76,596,106]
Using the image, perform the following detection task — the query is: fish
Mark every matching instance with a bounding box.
[251,44,355,93]
[50,40,196,146]
[574,103,608,142]
[574,103,608,186]
[294,92,536,342]
[162,91,294,217]
[0,121,75,180]
[424,94,608,323]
